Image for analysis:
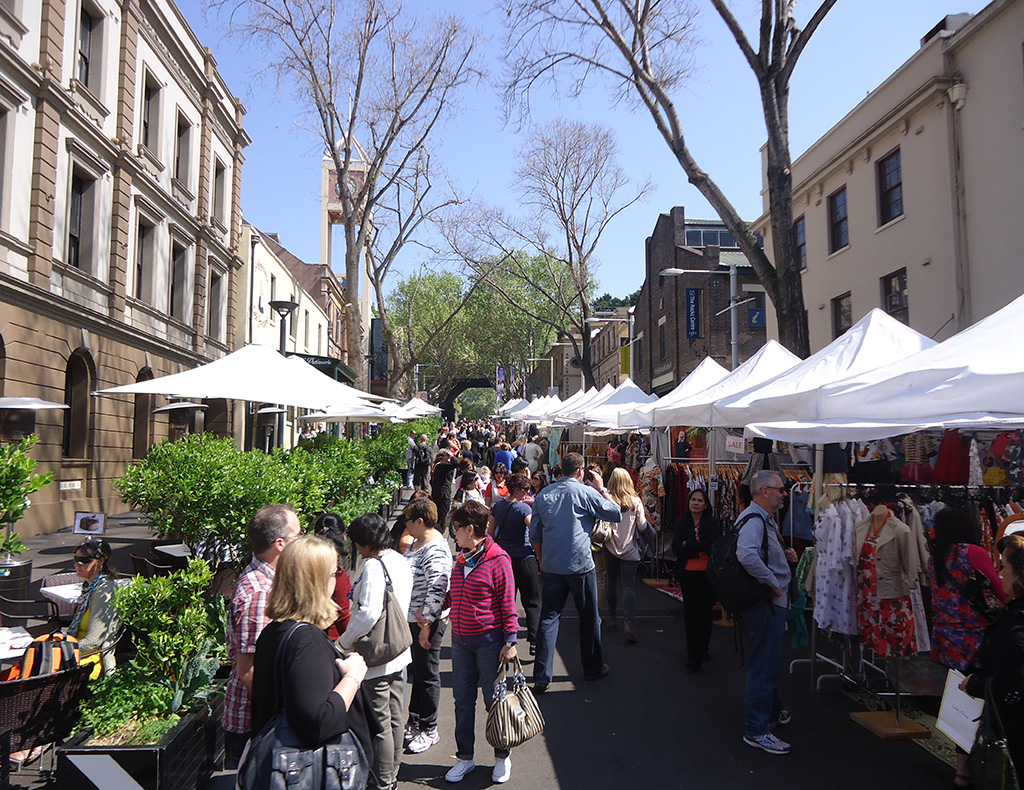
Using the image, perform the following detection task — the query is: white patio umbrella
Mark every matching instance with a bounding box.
[96,344,376,411]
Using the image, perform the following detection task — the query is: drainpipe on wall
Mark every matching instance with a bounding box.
[944,50,971,331]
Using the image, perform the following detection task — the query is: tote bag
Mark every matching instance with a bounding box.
[485,657,545,750]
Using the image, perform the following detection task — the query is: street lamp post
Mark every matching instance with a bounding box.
[660,265,755,370]
[268,298,299,447]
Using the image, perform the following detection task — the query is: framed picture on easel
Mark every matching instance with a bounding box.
[73,512,106,535]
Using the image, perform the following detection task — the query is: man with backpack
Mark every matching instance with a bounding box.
[736,470,798,756]
[412,435,432,492]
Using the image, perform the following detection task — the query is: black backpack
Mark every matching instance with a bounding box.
[413,444,431,465]
[706,512,773,614]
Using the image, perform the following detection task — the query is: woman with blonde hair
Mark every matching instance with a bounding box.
[247,536,375,784]
[602,467,649,644]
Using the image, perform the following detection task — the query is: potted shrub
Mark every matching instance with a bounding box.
[0,435,54,603]
[57,559,227,790]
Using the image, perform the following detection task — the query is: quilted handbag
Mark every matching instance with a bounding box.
[485,657,545,750]
[969,678,1022,790]
[238,623,370,790]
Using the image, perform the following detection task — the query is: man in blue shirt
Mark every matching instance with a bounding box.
[736,470,799,755]
[529,452,621,693]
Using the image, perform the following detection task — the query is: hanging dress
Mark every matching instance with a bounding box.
[856,534,917,658]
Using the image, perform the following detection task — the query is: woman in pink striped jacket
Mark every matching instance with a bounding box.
[443,500,519,785]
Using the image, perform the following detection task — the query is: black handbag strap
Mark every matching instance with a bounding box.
[272,622,305,716]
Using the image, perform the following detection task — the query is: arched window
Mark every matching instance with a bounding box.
[132,368,154,458]
[62,350,93,458]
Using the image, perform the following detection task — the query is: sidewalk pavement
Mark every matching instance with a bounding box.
[11,498,956,790]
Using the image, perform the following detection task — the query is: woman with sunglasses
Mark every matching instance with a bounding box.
[69,538,122,677]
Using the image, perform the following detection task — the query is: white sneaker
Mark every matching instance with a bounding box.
[403,722,419,745]
[492,756,511,783]
[445,759,475,783]
[407,727,439,754]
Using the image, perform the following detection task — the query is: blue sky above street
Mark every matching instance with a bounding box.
[179,0,987,300]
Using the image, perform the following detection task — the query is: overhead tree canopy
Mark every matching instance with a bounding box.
[502,0,840,359]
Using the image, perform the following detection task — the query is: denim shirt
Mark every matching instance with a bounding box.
[529,477,621,575]
[736,502,791,609]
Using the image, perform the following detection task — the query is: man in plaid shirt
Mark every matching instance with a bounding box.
[222,503,302,768]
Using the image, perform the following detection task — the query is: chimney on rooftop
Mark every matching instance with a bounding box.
[921,13,973,47]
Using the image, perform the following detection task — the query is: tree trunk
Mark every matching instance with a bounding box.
[344,231,365,389]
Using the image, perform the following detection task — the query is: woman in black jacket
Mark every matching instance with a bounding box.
[672,489,721,672]
[430,449,459,528]
[249,536,377,773]
[963,532,1024,776]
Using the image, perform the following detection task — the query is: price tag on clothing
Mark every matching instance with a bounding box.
[710,476,719,491]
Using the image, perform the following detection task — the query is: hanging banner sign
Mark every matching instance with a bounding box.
[686,289,700,338]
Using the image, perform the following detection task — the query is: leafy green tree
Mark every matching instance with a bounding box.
[456,388,498,420]
[0,435,53,555]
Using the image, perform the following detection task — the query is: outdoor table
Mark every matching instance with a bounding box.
[40,583,82,608]
[0,627,33,663]
[153,543,192,570]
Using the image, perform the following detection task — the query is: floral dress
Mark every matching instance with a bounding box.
[929,544,998,671]
[855,535,917,658]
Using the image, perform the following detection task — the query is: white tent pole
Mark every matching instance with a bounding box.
[813,444,824,519]
[709,428,717,510]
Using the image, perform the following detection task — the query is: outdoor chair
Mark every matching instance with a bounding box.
[144,557,175,578]
[0,664,91,779]
[130,553,151,577]
[0,596,59,631]
[40,572,80,624]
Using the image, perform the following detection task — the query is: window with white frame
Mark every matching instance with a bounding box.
[208,267,225,342]
[831,292,852,339]
[213,159,227,226]
[134,216,156,302]
[77,4,102,96]
[828,186,849,253]
[303,309,309,348]
[881,268,909,325]
[169,242,189,321]
[67,167,97,272]
[877,148,903,226]
[174,112,191,186]
[141,73,160,154]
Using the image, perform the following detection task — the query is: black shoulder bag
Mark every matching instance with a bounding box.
[706,512,773,615]
[238,623,370,790]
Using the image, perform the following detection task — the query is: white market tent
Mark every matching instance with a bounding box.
[516,396,562,422]
[747,292,1024,443]
[711,309,935,429]
[549,384,615,424]
[580,379,659,429]
[644,340,802,428]
[497,398,527,415]
[502,399,534,419]
[620,357,729,429]
[539,387,596,424]
[96,344,379,410]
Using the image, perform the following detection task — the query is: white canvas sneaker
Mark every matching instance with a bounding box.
[445,759,476,783]
[492,756,512,783]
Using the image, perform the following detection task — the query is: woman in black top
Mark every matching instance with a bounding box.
[430,449,459,528]
[251,535,376,759]
[964,532,1024,776]
[487,473,541,652]
[672,489,721,672]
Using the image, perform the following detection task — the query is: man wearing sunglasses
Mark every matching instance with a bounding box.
[736,470,799,756]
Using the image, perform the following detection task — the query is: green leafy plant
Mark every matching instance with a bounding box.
[0,435,54,557]
[76,560,226,743]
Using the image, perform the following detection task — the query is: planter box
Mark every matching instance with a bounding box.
[56,695,224,790]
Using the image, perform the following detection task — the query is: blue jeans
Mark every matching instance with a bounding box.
[743,600,786,737]
[451,639,510,761]
[533,570,602,685]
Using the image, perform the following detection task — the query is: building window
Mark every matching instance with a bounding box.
[290,297,298,338]
[134,218,155,302]
[174,113,191,185]
[208,269,225,341]
[881,268,909,324]
[132,368,154,459]
[169,243,188,321]
[831,292,852,338]
[877,149,903,226]
[828,186,849,253]
[303,309,309,348]
[793,216,807,270]
[685,229,702,247]
[62,350,91,458]
[269,274,277,324]
[213,160,227,225]
[67,168,96,272]
[77,6,99,93]
[142,75,160,153]
[317,325,323,355]
[659,322,666,361]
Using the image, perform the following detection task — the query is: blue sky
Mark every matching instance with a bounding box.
[179,0,987,300]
